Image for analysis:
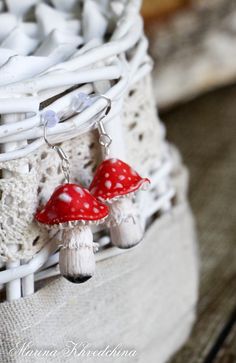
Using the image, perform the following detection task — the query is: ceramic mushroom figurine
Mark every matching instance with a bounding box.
[36,183,109,283]
[89,158,150,249]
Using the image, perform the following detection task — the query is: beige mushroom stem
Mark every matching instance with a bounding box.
[109,197,144,249]
[59,225,97,283]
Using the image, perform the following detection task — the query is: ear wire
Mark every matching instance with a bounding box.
[41,92,112,179]
[42,110,70,183]
[95,95,112,156]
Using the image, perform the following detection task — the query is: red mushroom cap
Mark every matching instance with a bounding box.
[35,183,109,225]
[89,158,150,201]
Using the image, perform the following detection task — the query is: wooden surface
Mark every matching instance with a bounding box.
[162,85,236,363]
[213,322,236,363]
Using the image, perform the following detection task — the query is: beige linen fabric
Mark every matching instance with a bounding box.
[0,144,199,363]
[0,201,198,363]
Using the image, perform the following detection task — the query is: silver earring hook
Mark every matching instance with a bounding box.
[42,110,70,184]
[98,95,112,118]
[69,92,112,155]
[95,95,112,156]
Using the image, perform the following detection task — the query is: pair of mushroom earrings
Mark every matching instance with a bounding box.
[36,93,150,283]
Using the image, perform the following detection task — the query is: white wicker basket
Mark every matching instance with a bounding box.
[0,1,199,362]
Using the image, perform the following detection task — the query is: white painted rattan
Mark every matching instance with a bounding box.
[0,0,174,301]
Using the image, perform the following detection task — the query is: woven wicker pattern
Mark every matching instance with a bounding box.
[0,1,184,311]
[0,75,162,262]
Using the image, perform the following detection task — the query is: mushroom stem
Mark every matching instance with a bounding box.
[109,197,144,249]
[59,225,96,283]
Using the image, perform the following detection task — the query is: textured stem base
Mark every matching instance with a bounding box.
[109,198,144,249]
[59,225,95,283]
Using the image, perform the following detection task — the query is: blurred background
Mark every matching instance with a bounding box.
[143,0,236,108]
[142,1,236,362]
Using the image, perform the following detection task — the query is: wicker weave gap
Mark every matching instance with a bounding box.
[39,84,84,110]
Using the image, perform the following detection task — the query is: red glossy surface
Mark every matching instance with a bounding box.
[89,158,150,201]
[36,183,109,225]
